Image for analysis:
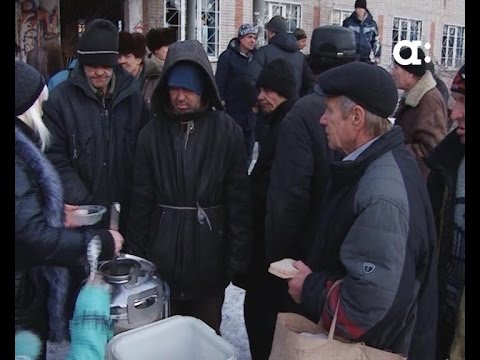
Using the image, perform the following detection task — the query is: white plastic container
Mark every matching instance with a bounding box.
[106,315,237,360]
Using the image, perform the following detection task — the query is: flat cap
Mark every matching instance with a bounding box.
[316,62,398,118]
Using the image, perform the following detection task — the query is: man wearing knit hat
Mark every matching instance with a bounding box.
[43,18,150,238]
[287,61,438,360]
[215,23,258,166]
[426,63,465,360]
[118,31,162,108]
[342,0,381,63]
[391,47,448,179]
[242,58,298,360]
[127,40,252,335]
[249,15,314,98]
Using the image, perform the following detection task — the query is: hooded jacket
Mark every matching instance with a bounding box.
[15,119,115,345]
[249,32,314,97]
[302,127,438,359]
[127,40,253,300]
[43,63,151,233]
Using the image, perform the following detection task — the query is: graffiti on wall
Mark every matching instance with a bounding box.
[18,0,60,61]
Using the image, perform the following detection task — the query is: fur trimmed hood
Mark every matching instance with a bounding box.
[15,123,70,342]
[404,70,437,108]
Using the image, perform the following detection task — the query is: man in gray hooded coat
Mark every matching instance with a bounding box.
[126,40,252,333]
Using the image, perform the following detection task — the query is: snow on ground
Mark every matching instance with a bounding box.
[48,283,251,359]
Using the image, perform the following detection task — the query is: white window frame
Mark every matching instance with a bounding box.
[164,0,186,40]
[442,24,465,70]
[265,1,302,33]
[196,0,220,60]
[330,9,351,26]
[391,17,423,62]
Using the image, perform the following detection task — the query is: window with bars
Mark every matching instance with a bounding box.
[164,0,220,59]
[442,25,465,69]
[391,17,423,62]
[331,9,351,26]
[165,0,183,39]
[198,0,220,58]
[265,2,301,32]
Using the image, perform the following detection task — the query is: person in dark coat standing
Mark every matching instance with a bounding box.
[426,64,465,360]
[126,40,252,334]
[243,58,298,360]
[215,24,258,167]
[43,19,151,234]
[288,62,438,360]
[266,25,355,268]
[342,0,381,64]
[15,61,123,360]
[249,15,314,98]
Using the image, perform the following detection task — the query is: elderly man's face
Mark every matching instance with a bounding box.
[320,96,357,154]
[118,53,142,77]
[451,92,465,144]
[169,87,202,114]
[257,88,286,113]
[83,65,113,93]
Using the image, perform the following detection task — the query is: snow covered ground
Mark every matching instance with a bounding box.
[47,283,252,359]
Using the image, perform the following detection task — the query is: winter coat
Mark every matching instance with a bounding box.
[394,70,448,179]
[15,120,115,345]
[426,131,465,360]
[138,56,162,109]
[249,32,314,97]
[43,63,151,233]
[265,92,341,264]
[342,10,381,61]
[127,40,253,301]
[302,126,438,359]
[249,97,297,275]
[215,38,257,131]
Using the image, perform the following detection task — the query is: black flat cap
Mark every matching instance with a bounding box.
[316,62,398,118]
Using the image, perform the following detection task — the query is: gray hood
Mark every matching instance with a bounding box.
[151,39,224,115]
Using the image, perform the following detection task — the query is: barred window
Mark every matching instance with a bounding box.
[331,9,351,26]
[442,25,465,69]
[391,17,423,62]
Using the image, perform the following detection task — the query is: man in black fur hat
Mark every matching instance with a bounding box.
[145,27,177,72]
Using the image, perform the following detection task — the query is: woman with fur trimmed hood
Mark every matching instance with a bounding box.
[15,61,123,359]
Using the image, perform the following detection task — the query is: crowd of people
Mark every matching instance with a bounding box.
[15,2,464,359]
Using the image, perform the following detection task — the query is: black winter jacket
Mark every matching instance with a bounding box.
[426,131,465,360]
[302,127,438,359]
[15,120,115,344]
[43,64,151,233]
[249,33,314,97]
[265,92,341,263]
[127,40,253,301]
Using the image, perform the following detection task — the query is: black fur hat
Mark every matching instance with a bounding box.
[119,31,146,59]
[145,28,177,52]
[77,19,119,67]
[256,58,296,99]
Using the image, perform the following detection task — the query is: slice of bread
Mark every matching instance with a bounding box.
[268,258,298,279]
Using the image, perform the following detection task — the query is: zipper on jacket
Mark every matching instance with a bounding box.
[184,121,195,149]
[102,97,110,142]
[72,134,78,160]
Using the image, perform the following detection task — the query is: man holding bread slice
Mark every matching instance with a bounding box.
[286,62,438,360]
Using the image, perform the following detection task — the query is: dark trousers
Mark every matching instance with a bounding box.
[170,290,225,334]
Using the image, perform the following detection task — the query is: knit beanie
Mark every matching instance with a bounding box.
[256,58,296,99]
[167,61,205,96]
[77,19,119,67]
[15,60,45,116]
[354,0,367,9]
[238,24,257,39]
[265,15,287,34]
[145,27,177,52]
[450,64,465,95]
[119,31,146,59]
[394,47,426,77]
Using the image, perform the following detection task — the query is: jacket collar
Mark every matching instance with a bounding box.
[404,70,437,107]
